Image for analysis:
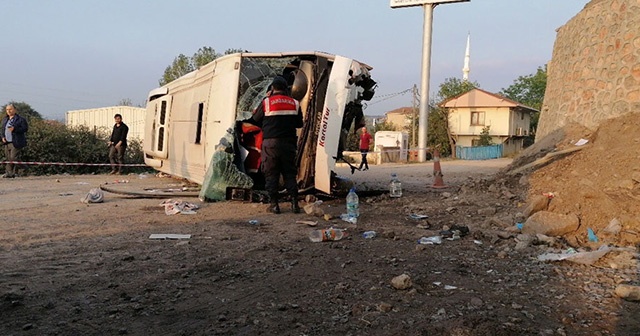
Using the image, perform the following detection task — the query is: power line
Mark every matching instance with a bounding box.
[367,88,412,106]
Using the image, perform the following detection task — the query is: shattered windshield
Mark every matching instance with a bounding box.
[236,56,298,120]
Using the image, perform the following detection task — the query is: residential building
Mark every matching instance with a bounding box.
[440,88,536,156]
[384,107,415,131]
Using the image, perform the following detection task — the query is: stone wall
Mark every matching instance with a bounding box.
[536,0,640,141]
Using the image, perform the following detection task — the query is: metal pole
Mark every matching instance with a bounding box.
[418,4,434,162]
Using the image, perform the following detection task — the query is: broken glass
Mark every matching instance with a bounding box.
[199,128,254,201]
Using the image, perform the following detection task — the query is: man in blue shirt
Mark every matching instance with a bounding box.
[1,104,29,178]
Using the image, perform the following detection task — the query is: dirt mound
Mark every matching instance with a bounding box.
[511,113,640,246]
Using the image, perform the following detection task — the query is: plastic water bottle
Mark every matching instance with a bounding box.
[362,231,376,239]
[309,228,346,242]
[346,188,359,218]
[389,173,402,198]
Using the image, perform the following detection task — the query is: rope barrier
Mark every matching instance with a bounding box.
[0,161,148,167]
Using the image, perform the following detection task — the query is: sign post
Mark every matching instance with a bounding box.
[390,0,470,162]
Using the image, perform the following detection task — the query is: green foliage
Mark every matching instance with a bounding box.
[1,119,148,176]
[476,126,494,146]
[373,120,397,133]
[499,65,547,133]
[159,46,248,86]
[413,78,480,157]
[1,101,43,120]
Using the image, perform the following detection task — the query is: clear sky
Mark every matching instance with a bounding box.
[0,0,590,120]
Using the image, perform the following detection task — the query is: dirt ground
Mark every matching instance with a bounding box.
[1,155,639,335]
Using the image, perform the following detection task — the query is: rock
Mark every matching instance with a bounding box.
[521,211,579,237]
[614,284,640,301]
[535,234,556,245]
[497,231,513,239]
[619,179,635,190]
[602,218,622,236]
[377,302,393,312]
[523,195,550,217]
[477,207,497,216]
[391,274,412,290]
[442,192,452,198]
[515,241,530,250]
[497,251,508,259]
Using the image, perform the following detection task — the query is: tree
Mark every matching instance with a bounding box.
[117,98,133,106]
[499,65,547,134]
[1,101,43,120]
[159,46,248,86]
[427,78,479,158]
[476,126,493,146]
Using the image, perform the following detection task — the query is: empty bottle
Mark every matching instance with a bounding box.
[309,228,346,242]
[362,231,377,239]
[346,187,359,218]
[389,173,402,198]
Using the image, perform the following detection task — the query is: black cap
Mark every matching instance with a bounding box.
[270,76,288,91]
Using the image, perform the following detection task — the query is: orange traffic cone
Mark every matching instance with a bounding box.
[431,147,448,189]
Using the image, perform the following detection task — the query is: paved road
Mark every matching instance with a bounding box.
[335,158,512,191]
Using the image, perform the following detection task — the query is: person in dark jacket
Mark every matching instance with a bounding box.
[1,104,28,178]
[246,76,303,214]
[107,114,129,174]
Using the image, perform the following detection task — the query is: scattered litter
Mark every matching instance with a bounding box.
[542,192,555,199]
[113,180,129,184]
[296,220,318,227]
[537,245,612,265]
[587,228,599,242]
[58,192,73,196]
[516,222,524,230]
[248,220,259,225]
[418,236,442,245]
[340,214,358,224]
[309,228,347,242]
[416,224,430,229]
[574,138,589,146]
[363,231,377,239]
[138,173,149,179]
[81,188,104,204]
[603,218,622,235]
[74,182,89,185]
[473,240,483,245]
[444,285,458,290]
[433,282,442,286]
[149,234,191,239]
[409,214,429,220]
[303,201,324,217]
[323,214,333,221]
[160,199,200,215]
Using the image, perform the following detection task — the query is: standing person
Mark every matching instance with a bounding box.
[358,127,372,171]
[1,104,28,178]
[107,114,129,175]
[246,76,303,214]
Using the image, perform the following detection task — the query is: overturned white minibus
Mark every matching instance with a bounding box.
[143,51,376,200]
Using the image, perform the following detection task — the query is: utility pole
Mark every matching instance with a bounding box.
[411,84,418,149]
[390,0,470,162]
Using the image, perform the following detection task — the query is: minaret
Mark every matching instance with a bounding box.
[462,33,470,81]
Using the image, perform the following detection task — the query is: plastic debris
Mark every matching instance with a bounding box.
[444,285,458,290]
[418,236,442,245]
[363,231,377,239]
[409,214,429,220]
[516,222,524,230]
[248,220,259,225]
[296,220,318,227]
[340,213,358,224]
[587,228,599,242]
[160,199,199,215]
[149,234,191,240]
[309,228,347,242]
[537,245,612,265]
[81,188,104,204]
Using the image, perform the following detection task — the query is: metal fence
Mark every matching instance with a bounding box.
[455,144,503,160]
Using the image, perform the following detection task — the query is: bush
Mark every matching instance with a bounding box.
[1,119,149,176]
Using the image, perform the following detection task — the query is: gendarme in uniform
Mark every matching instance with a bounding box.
[247,76,303,214]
